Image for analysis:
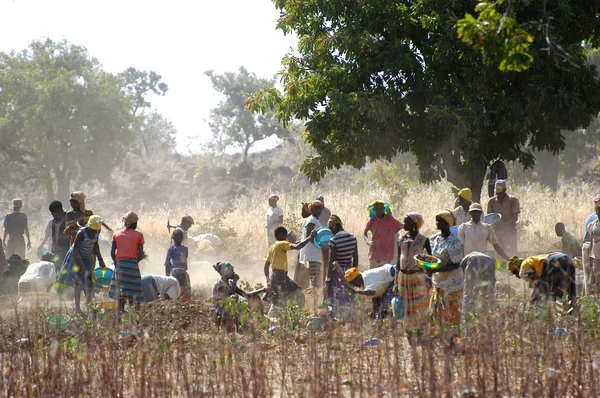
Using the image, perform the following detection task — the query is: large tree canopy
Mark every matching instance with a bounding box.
[254,0,600,199]
[0,39,169,201]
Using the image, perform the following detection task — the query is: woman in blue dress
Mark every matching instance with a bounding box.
[59,215,106,316]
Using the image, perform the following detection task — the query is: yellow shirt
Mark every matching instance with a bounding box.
[520,254,548,278]
[266,241,292,271]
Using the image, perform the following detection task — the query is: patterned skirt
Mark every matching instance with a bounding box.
[398,271,430,330]
[58,250,93,291]
[430,287,463,336]
[108,258,144,303]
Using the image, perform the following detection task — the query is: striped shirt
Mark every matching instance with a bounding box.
[329,231,357,266]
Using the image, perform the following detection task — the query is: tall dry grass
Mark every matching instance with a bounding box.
[6,180,600,396]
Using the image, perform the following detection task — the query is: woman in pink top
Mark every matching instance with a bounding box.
[363,201,403,268]
[109,211,145,316]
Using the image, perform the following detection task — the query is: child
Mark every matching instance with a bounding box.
[264,226,316,311]
[211,261,249,331]
[164,229,191,301]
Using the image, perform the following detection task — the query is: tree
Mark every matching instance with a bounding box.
[134,111,177,158]
[206,67,289,164]
[120,67,168,116]
[0,39,135,201]
[252,0,600,201]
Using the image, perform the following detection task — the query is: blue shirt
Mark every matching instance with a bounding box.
[584,213,598,242]
[165,245,188,270]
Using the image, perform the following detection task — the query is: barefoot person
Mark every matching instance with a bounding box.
[109,212,145,315]
[58,215,105,316]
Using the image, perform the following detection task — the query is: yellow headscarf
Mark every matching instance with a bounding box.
[458,188,472,202]
[435,209,456,227]
[345,267,362,283]
[86,215,102,231]
[507,256,523,273]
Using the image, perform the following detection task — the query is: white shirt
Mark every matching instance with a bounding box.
[453,206,471,227]
[299,216,322,263]
[152,275,181,300]
[266,206,284,232]
[362,263,395,298]
[458,220,498,256]
[192,234,223,248]
[18,261,56,294]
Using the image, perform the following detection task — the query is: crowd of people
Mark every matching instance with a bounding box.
[260,180,584,344]
[0,178,591,339]
[0,192,195,320]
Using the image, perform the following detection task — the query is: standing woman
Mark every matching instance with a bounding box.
[109,212,145,316]
[58,215,105,316]
[429,210,464,344]
[396,213,431,344]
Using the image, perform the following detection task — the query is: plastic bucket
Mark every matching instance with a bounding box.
[314,226,333,249]
[391,296,404,318]
[48,315,70,329]
[94,267,114,289]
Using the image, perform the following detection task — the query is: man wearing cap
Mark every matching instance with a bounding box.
[266,195,284,247]
[486,180,520,256]
[363,201,403,268]
[453,188,473,227]
[458,203,510,260]
[316,195,331,226]
[2,199,31,259]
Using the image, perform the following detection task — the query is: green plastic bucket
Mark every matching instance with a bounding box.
[48,315,70,329]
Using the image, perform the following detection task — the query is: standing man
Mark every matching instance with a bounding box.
[458,203,510,260]
[452,188,472,227]
[555,222,581,259]
[266,195,284,248]
[486,180,520,256]
[316,195,331,227]
[38,201,71,266]
[3,199,31,259]
[299,200,324,313]
[364,201,403,268]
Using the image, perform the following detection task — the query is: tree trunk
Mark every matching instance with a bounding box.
[441,155,487,203]
[45,178,55,203]
[537,151,560,191]
[53,167,71,203]
[242,143,251,164]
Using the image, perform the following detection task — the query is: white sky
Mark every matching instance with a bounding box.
[0,0,297,153]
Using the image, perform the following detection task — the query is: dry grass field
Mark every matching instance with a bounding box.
[4,180,600,397]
